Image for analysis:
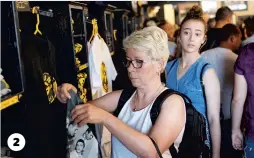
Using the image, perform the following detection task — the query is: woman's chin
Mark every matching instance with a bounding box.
[130,80,140,87]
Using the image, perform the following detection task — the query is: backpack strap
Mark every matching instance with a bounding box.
[200,63,209,107]
[150,88,190,158]
[200,63,210,121]
[113,87,136,117]
[150,89,176,124]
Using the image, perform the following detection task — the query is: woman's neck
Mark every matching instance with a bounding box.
[136,79,163,99]
[180,51,200,68]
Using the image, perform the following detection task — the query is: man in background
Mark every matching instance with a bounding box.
[201,24,242,158]
[201,6,233,52]
[242,16,254,47]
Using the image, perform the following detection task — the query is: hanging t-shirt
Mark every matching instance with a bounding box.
[88,35,117,99]
[88,35,117,158]
[21,34,66,158]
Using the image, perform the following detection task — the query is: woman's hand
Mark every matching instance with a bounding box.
[56,83,77,103]
[71,103,109,127]
[232,129,243,150]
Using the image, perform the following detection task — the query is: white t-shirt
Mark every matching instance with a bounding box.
[201,47,238,120]
[242,34,254,47]
[112,88,185,158]
[88,35,117,158]
[88,35,117,100]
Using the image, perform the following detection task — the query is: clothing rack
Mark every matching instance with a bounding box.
[29,6,54,17]
[86,19,93,24]
[15,2,54,17]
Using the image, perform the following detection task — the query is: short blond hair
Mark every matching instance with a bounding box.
[123,26,169,69]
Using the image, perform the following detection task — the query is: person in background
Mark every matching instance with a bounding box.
[158,20,177,60]
[57,26,186,158]
[207,18,216,30]
[201,24,242,158]
[143,17,159,28]
[165,6,221,157]
[242,16,254,47]
[201,6,233,52]
[231,43,254,158]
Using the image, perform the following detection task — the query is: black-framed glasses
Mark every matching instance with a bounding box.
[122,58,146,69]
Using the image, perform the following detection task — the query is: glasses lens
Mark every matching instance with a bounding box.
[134,59,143,69]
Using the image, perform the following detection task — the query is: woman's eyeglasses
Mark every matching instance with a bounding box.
[122,59,146,69]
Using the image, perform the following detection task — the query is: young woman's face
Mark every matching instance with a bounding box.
[180,19,206,54]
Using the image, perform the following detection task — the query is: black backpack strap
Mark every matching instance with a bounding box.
[150,88,186,158]
[150,89,176,124]
[113,87,136,116]
[200,63,209,105]
[150,88,192,124]
[200,63,209,118]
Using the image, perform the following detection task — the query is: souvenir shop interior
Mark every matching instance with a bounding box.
[1,1,253,158]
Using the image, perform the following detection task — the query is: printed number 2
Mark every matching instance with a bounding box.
[13,138,20,146]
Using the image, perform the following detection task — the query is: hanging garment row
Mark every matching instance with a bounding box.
[1,1,140,158]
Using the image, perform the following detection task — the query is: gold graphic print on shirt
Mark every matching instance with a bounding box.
[77,72,88,103]
[100,62,108,93]
[74,43,83,54]
[75,57,81,69]
[43,72,57,104]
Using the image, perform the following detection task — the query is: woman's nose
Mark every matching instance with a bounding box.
[127,62,135,72]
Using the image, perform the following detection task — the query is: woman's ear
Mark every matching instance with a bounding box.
[158,59,165,73]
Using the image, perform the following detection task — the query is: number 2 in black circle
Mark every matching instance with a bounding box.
[13,138,20,146]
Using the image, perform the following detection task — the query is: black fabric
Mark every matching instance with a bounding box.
[200,28,222,53]
[221,119,243,158]
[21,34,66,158]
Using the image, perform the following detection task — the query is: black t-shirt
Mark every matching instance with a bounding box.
[21,34,66,158]
[201,28,222,53]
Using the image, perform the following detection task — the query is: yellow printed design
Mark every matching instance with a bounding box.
[74,43,83,54]
[100,62,108,93]
[75,57,81,69]
[43,72,57,104]
[77,72,88,103]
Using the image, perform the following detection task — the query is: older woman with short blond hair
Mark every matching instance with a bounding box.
[57,26,186,158]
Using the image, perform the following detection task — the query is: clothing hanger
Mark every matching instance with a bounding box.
[88,18,102,43]
[32,6,42,36]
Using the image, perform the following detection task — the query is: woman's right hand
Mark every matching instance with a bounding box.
[232,129,243,150]
[56,83,77,103]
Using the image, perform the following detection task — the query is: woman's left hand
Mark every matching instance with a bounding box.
[71,103,108,127]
